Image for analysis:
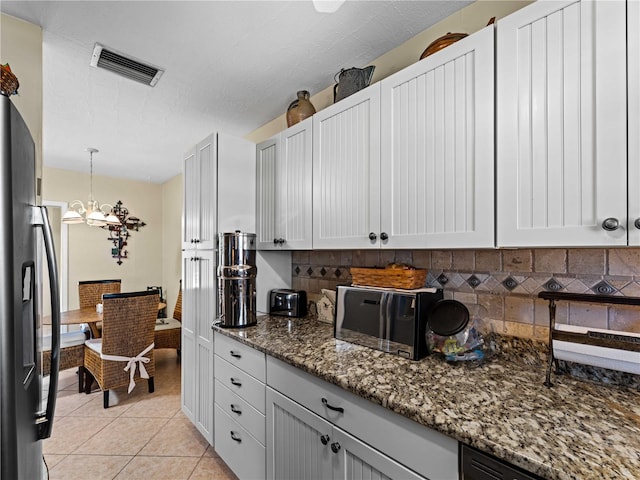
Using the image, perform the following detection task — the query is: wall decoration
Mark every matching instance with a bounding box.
[100,200,146,265]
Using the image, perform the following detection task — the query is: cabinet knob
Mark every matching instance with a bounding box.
[230,377,242,387]
[273,238,278,245]
[230,350,241,359]
[320,434,330,445]
[331,442,341,454]
[230,431,242,443]
[635,218,640,230]
[602,218,621,231]
[279,238,286,245]
[230,404,242,415]
[368,232,377,241]
[380,232,389,241]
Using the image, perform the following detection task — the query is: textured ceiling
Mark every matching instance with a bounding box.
[1,1,471,183]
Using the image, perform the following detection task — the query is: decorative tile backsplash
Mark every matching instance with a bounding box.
[291,248,640,342]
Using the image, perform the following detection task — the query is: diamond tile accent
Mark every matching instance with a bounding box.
[592,280,616,295]
[502,276,518,291]
[295,266,301,275]
[565,279,589,294]
[306,267,313,276]
[448,273,465,288]
[320,267,327,277]
[544,279,563,292]
[335,269,342,278]
[437,273,449,285]
[467,275,481,288]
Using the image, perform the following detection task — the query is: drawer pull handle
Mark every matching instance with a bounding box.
[230,378,242,387]
[230,350,242,359]
[331,442,341,454]
[322,397,344,413]
[320,434,330,445]
[230,404,242,415]
[230,431,242,443]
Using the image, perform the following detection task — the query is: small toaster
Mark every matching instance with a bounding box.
[269,289,308,317]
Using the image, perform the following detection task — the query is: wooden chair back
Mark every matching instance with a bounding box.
[78,279,122,309]
[173,286,182,322]
[100,290,158,358]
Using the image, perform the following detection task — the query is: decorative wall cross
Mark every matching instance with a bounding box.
[100,200,146,265]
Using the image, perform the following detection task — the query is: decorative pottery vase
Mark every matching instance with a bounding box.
[286,90,316,127]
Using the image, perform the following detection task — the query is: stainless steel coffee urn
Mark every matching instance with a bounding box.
[217,231,257,327]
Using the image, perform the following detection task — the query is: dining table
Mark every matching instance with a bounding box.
[43,302,167,338]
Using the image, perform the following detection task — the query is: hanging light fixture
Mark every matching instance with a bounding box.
[62,148,121,227]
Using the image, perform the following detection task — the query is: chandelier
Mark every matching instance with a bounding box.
[61,148,120,227]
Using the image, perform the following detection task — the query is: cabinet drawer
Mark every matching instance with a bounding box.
[216,355,266,413]
[215,404,266,480]
[215,332,266,382]
[216,378,266,445]
[267,356,458,479]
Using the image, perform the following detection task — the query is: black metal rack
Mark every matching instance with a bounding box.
[538,292,640,387]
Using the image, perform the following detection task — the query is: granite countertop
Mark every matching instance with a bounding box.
[213,315,640,480]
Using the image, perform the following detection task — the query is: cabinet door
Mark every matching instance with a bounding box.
[630,0,640,246]
[195,135,217,250]
[313,85,381,249]
[266,387,333,480]
[194,249,215,444]
[181,251,197,422]
[182,136,217,250]
[497,0,627,247]
[331,429,425,480]
[380,26,494,249]
[256,137,279,250]
[182,147,199,250]
[280,117,313,249]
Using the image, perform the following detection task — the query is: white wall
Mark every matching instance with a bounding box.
[161,173,183,316]
[1,13,43,199]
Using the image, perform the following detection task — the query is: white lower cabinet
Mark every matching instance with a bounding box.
[181,250,215,443]
[266,356,458,480]
[214,334,266,479]
[214,338,458,479]
[215,404,266,480]
[267,387,426,480]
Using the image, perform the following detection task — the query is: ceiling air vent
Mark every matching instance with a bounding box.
[90,43,164,87]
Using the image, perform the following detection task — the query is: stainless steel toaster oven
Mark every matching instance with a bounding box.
[334,285,443,360]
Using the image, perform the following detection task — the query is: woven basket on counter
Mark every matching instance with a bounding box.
[0,64,19,97]
[350,267,427,290]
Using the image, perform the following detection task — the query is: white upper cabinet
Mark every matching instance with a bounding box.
[629,0,640,246]
[256,118,313,250]
[256,137,278,248]
[182,135,217,250]
[380,25,495,249]
[497,0,627,247]
[312,85,381,249]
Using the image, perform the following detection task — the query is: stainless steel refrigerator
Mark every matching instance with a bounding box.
[0,94,61,479]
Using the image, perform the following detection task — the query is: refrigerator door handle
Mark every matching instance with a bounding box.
[33,206,61,439]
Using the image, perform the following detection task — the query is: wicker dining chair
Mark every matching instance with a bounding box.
[42,331,87,393]
[154,285,182,357]
[78,279,122,338]
[83,290,159,408]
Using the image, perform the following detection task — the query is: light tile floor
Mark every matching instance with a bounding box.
[43,350,237,480]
